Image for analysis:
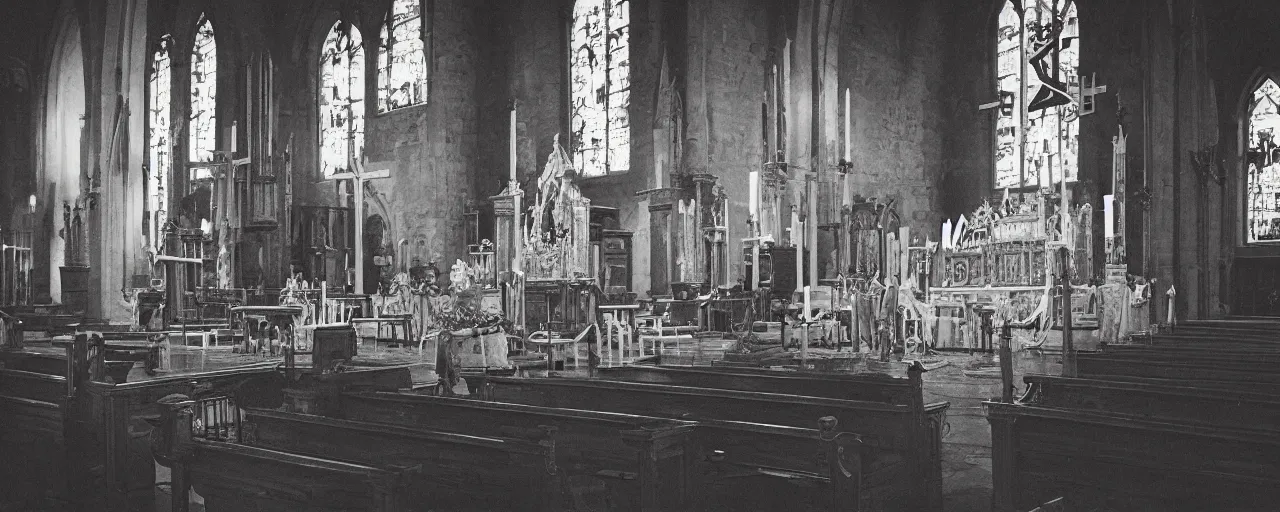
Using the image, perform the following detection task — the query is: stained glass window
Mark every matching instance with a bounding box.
[190,14,217,163]
[1247,78,1280,243]
[149,35,173,249]
[570,0,630,178]
[993,1,1078,190]
[378,0,427,112]
[319,21,365,177]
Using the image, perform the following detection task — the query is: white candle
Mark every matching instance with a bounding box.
[942,220,952,251]
[749,171,760,224]
[1166,285,1176,325]
[509,104,517,183]
[231,121,237,153]
[803,285,812,322]
[843,88,851,162]
[1104,194,1115,239]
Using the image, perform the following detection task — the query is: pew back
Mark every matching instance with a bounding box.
[596,365,914,404]
[240,407,558,511]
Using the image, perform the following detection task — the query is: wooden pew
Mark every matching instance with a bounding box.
[987,400,1280,511]
[156,396,559,512]
[471,375,948,511]
[340,391,864,512]
[1076,352,1280,385]
[595,364,915,404]
[1021,374,1280,431]
[154,398,414,512]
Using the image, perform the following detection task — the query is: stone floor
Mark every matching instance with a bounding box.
[924,350,1061,512]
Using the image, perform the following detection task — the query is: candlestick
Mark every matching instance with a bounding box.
[844,88,851,162]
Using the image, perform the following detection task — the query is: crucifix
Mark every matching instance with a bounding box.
[326,155,394,294]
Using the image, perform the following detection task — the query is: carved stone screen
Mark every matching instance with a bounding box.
[570,0,630,177]
[149,35,173,250]
[378,0,428,113]
[320,21,366,178]
[189,15,217,163]
[1247,78,1280,244]
[994,0,1078,190]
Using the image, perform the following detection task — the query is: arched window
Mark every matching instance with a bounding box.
[570,0,630,178]
[190,14,217,165]
[320,20,365,177]
[994,0,1078,191]
[148,35,174,249]
[1247,78,1280,243]
[378,0,428,112]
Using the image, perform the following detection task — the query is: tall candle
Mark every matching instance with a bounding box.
[843,88,851,162]
[231,121,237,153]
[803,285,812,322]
[1103,194,1115,239]
[749,171,760,225]
[509,105,517,183]
[1166,285,1176,325]
[942,220,952,251]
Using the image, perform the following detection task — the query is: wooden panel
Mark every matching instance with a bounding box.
[595,365,913,404]
[241,408,554,511]
[188,441,385,512]
[476,376,947,511]
[1233,256,1280,317]
[990,403,1280,511]
[0,369,66,403]
[1023,374,1280,431]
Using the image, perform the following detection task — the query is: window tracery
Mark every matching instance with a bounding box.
[378,0,428,112]
[148,35,173,249]
[320,20,366,177]
[190,15,217,164]
[570,0,630,177]
[1247,78,1280,243]
[994,0,1078,191]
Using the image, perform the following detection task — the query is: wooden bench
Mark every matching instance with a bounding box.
[1076,352,1280,385]
[470,375,948,511]
[155,396,560,512]
[340,391,864,512]
[987,400,1280,511]
[1021,374,1280,432]
[596,364,918,404]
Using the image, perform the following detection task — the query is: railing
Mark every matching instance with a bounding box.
[192,395,242,443]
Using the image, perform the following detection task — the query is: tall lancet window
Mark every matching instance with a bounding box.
[1247,78,1280,244]
[320,20,365,177]
[378,0,428,112]
[993,0,1079,191]
[148,35,173,249]
[570,0,630,177]
[190,15,218,166]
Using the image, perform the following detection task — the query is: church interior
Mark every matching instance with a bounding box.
[2,0,1280,510]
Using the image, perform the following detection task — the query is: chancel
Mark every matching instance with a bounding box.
[2,0,1279,511]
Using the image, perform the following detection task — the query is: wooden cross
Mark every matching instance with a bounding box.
[326,156,394,293]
